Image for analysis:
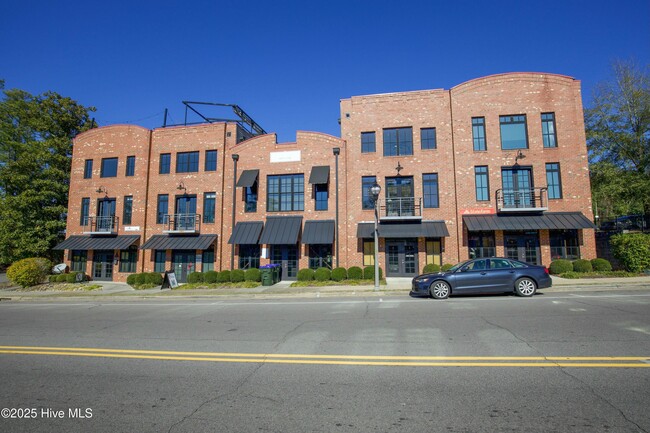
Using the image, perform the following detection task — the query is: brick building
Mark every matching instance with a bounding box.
[55,72,596,282]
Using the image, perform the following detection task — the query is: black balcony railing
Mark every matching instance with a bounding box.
[496,188,548,212]
[162,214,201,234]
[377,197,422,219]
[83,216,118,234]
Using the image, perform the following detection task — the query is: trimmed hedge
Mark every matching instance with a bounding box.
[297,268,314,281]
[187,272,204,283]
[363,266,383,280]
[572,259,593,273]
[314,267,331,281]
[204,270,219,284]
[590,258,612,272]
[145,272,163,285]
[348,266,363,279]
[231,269,245,283]
[423,263,440,274]
[441,264,454,272]
[331,267,347,281]
[245,268,261,282]
[610,233,650,273]
[126,274,138,286]
[7,258,52,288]
[217,270,232,283]
[56,274,67,282]
[549,259,573,275]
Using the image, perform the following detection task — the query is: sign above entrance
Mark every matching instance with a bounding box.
[270,150,301,163]
[461,208,495,215]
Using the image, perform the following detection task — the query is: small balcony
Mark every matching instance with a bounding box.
[83,216,119,235]
[496,188,548,213]
[377,197,422,220]
[162,214,201,234]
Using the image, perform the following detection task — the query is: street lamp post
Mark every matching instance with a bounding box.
[231,154,239,270]
[370,182,381,291]
[333,147,340,268]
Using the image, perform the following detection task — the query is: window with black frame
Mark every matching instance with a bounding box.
[309,245,332,269]
[550,230,579,260]
[383,127,413,156]
[238,245,261,269]
[119,247,138,273]
[468,231,496,258]
[267,174,304,212]
[245,182,258,212]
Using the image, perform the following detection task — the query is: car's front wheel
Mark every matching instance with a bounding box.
[429,281,450,299]
[515,278,536,297]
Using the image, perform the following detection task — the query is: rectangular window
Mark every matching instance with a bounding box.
[550,230,579,260]
[83,159,93,179]
[315,184,328,211]
[159,153,171,174]
[422,173,439,208]
[468,231,496,259]
[203,192,216,223]
[238,245,261,269]
[154,250,166,273]
[202,248,214,272]
[125,156,135,176]
[176,151,199,173]
[80,197,90,226]
[363,240,375,266]
[546,162,562,199]
[309,245,332,269]
[267,174,304,212]
[205,150,217,171]
[156,194,168,224]
[425,239,442,266]
[245,182,258,213]
[542,113,557,148]
[421,127,437,150]
[100,157,118,178]
[119,247,138,273]
[474,166,490,201]
[499,115,528,149]
[71,250,87,273]
[361,132,376,153]
[123,196,133,225]
[362,176,377,210]
[472,117,486,151]
[383,127,413,156]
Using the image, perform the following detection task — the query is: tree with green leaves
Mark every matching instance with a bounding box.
[0,84,96,265]
[586,60,650,223]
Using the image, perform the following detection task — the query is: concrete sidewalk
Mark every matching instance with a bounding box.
[0,274,648,300]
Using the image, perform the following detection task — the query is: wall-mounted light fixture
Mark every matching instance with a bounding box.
[514,150,526,165]
[96,186,107,195]
[177,181,187,194]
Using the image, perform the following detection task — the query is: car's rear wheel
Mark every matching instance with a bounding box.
[429,281,450,299]
[515,278,536,297]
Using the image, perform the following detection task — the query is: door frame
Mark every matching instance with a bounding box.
[270,244,299,280]
[503,231,540,265]
[385,238,419,277]
[92,250,114,281]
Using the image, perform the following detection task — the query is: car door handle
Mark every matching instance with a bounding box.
[480,272,487,275]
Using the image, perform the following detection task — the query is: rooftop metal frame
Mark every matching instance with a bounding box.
[162,101,266,136]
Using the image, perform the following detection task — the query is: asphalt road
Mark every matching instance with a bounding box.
[1,290,650,433]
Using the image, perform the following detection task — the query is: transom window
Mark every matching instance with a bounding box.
[267,174,304,212]
[176,151,199,173]
[500,115,528,149]
[383,127,413,156]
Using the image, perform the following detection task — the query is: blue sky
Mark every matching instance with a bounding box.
[2,0,648,142]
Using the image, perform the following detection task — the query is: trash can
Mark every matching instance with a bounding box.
[260,265,274,286]
[270,264,281,283]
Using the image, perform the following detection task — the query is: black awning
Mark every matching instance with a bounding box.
[140,234,217,250]
[53,235,140,250]
[308,166,330,184]
[259,216,303,244]
[463,212,597,231]
[356,221,449,238]
[228,222,264,244]
[236,169,259,188]
[302,220,335,244]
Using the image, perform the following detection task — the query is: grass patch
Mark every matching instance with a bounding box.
[290,279,387,287]
[172,281,260,290]
[132,283,159,290]
[16,283,102,292]
[558,271,642,279]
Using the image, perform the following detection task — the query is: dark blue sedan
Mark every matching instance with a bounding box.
[410,257,552,299]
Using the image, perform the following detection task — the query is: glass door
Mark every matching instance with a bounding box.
[93,250,114,281]
[172,250,196,283]
[271,245,299,280]
[97,198,116,231]
[175,195,197,231]
[504,232,540,265]
[385,239,419,276]
[501,168,533,208]
[385,177,414,216]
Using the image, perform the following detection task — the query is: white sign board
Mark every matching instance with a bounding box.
[124,226,140,232]
[270,150,301,163]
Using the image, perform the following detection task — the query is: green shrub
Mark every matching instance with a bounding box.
[56,274,68,282]
[187,272,204,284]
[204,270,219,283]
[231,269,245,283]
[297,268,314,281]
[560,271,581,279]
[244,268,261,282]
[423,263,441,274]
[48,275,59,283]
[441,263,454,272]
[145,272,163,285]
[363,266,383,279]
[7,258,51,288]
[549,259,573,275]
[135,273,147,285]
[314,267,331,281]
[217,270,232,283]
[126,274,138,287]
[331,267,347,281]
[348,266,363,279]
[610,233,650,273]
[590,258,612,272]
[65,272,86,283]
[572,259,593,273]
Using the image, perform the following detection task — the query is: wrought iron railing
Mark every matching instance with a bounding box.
[496,188,548,212]
[378,197,422,219]
[162,214,201,233]
[83,216,119,234]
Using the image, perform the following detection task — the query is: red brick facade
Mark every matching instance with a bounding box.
[61,72,596,282]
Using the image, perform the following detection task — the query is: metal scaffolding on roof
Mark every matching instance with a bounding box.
[162,101,266,137]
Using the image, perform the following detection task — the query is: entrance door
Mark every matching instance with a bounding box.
[501,168,533,208]
[504,232,540,265]
[172,250,196,283]
[97,198,116,231]
[271,245,298,280]
[93,250,114,281]
[385,177,415,217]
[386,239,419,277]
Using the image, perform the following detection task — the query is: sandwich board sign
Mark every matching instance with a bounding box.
[162,271,179,289]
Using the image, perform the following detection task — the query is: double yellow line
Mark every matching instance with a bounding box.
[1,345,649,368]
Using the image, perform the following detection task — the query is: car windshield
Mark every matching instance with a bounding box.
[448,260,472,272]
